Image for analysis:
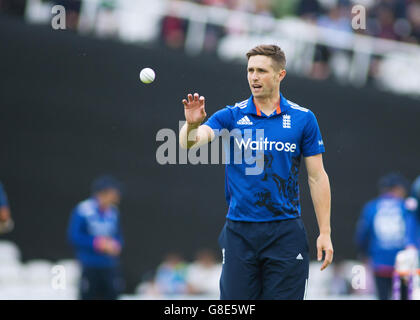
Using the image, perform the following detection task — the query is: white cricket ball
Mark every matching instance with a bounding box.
[140,67,155,84]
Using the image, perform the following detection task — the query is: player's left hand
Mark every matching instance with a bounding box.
[317,234,333,271]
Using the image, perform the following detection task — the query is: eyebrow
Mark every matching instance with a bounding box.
[248,67,268,72]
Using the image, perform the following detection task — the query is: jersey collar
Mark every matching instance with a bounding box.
[244,92,290,117]
[380,192,403,200]
[92,196,112,216]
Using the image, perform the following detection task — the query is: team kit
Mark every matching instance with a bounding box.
[178,44,332,300]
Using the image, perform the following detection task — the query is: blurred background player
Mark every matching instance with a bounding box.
[67,175,125,300]
[0,180,13,234]
[355,173,417,300]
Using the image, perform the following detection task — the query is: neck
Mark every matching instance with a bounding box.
[98,203,109,212]
[383,191,403,199]
[254,91,281,115]
[94,196,109,212]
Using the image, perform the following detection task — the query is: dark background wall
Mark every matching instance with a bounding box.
[1,15,419,293]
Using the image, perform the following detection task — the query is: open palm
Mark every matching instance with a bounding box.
[182,93,207,125]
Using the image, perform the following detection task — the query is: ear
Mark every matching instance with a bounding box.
[279,69,286,82]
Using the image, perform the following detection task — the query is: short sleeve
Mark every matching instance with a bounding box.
[0,182,9,207]
[302,111,325,157]
[203,107,233,136]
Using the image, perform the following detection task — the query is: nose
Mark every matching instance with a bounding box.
[251,71,259,82]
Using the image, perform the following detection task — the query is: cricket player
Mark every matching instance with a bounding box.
[179,44,333,299]
[355,173,417,300]
[67,175,125,300]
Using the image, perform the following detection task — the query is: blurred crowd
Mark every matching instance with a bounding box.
[136,249,222,298]
[159,0,420,50]
[1,0,419,87]
[2,0,420,45]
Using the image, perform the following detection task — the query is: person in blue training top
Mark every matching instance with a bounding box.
[355,173,417,300]
[179,44,333,300]
[0,181,13,234]
[68,175,125,300]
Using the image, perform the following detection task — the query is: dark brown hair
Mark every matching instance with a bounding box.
[246,44,286,70]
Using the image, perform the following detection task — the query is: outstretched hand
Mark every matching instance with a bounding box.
[182,93,207,126]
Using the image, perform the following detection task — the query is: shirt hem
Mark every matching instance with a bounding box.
[303,150,325,157]
[226,215,300,222]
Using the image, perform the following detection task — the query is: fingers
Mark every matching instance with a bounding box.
[187,93,199,102]
[199,96,205,113]
[182,95,193,108]
[182,93,205,108]
[320,248,334,271]
[317,246,323,262]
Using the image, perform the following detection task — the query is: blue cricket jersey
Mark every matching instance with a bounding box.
[355,194,417,270]
[0,182,9,208]
[67,197,124,268]
[203,93,325,222]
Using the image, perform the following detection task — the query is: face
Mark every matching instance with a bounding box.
[247,55,286,99]
[96,189,121,208]
[393,186,407,198]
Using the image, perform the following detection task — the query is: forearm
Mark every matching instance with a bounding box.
[308,169,331,235]
[179,122,200,149]
[180,123,213,150]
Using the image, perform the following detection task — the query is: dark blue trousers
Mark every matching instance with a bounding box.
[374,276,393,300]
[79,266,124,300]
[218,218,309,300]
